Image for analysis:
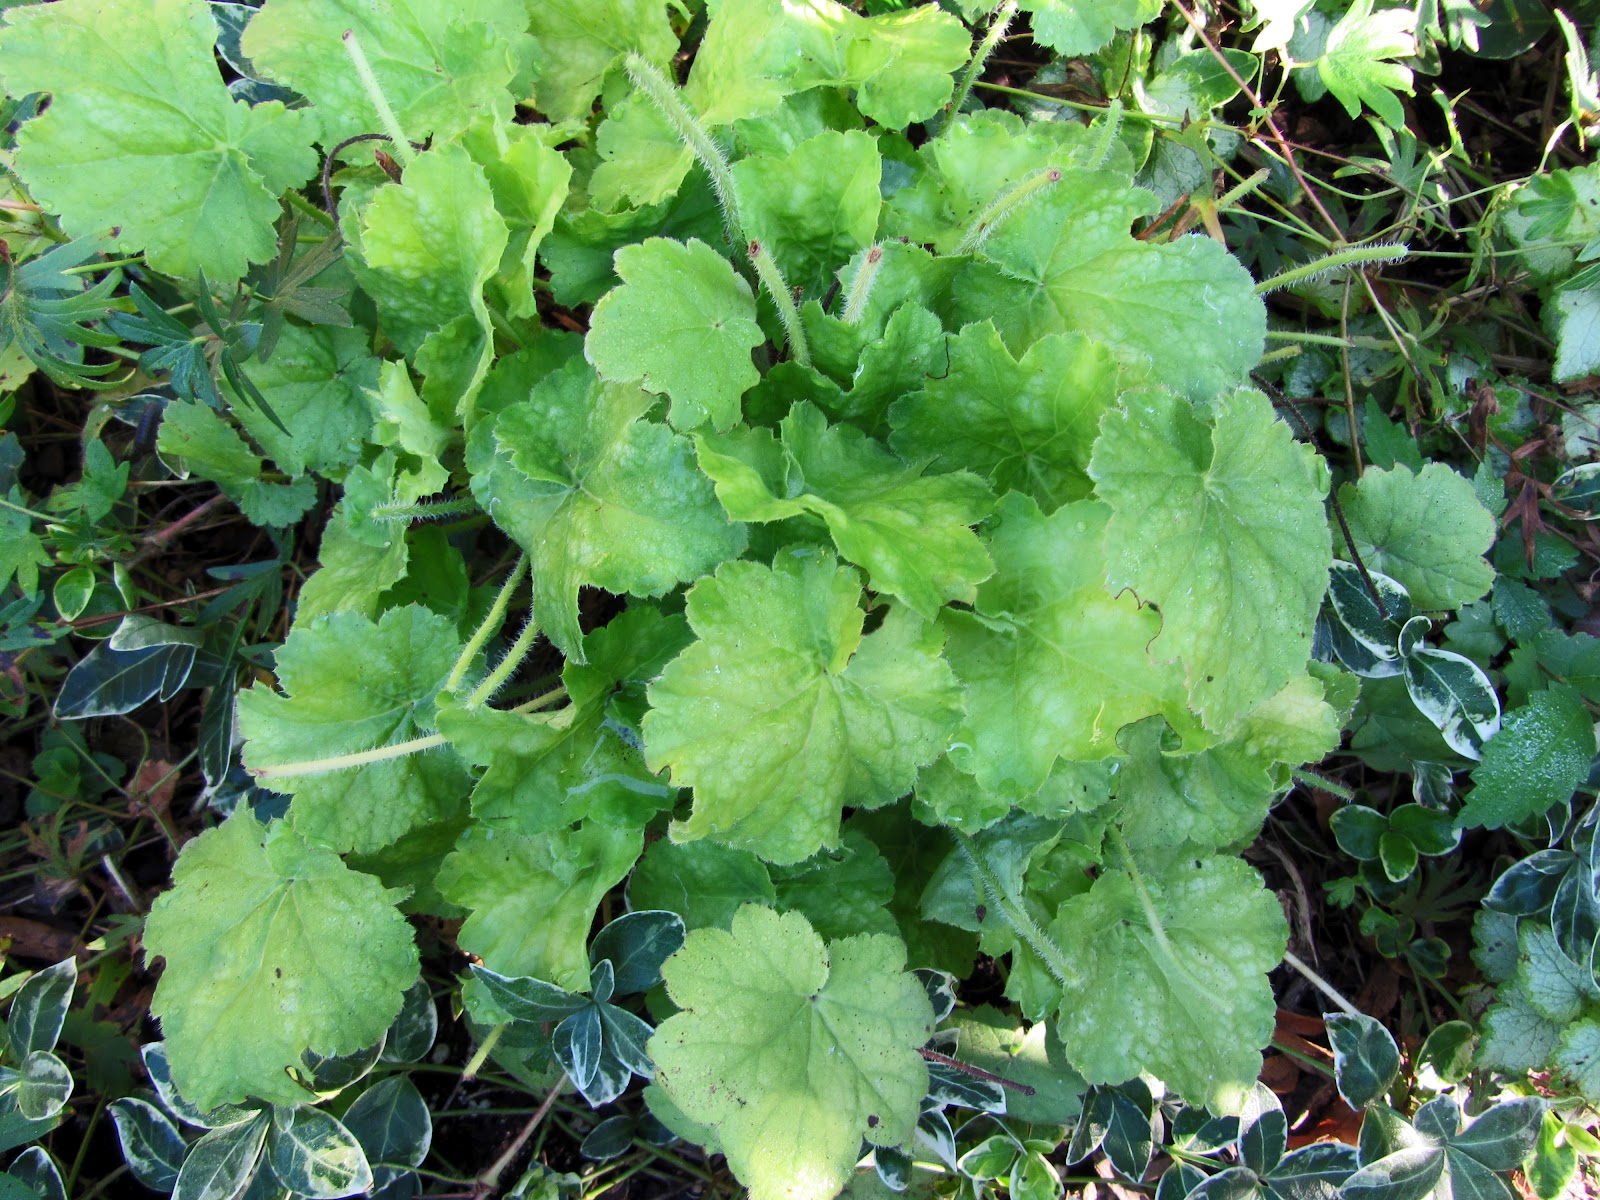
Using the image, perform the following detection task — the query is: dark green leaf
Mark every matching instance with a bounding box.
[467,968,587,1026]
[1239,1083,1286,1175]
[589,911,686,996]
[580,1116,636,1161]
[172,1113,270,1200]
[1339,1147,1444,1200]
[1326,1012,1400,1109]
[7,959,75,1060]
[380,981,438,1065]
[341,1077,431,1171]
[55,641,197,720]
[109,1097,187,1192]
[1447,1097,1545,1172]
[1264,1142,1359,1200]
[554,1007,604,1092]
[265,1106,371,1200]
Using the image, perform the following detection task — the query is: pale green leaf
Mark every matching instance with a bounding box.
[462,120,575,321]
[1049,855,1288,1113]
[1478,984,1565,1074]
[143,809,419,1110]
[527,0,679,122]
[731,131,881,297]
[650,906,934,1200]
[685,0,857,125]
[1089,387,1332,731]
[585,238,765,431]
[473,358,745,662]
[1551,282,1600,383]
[643,552,962,864]
[953,172,1265,400]
[591,93,695,211]
[943,493,1199,795]
[889,324,1127,510]
[236,605,470,854]
[1514,925,1599,1024]
[243,0,534,146]
[0,0,317,282]
[348,143,507,358]
[852,6,971,128]
[696,403,994,618]
[1336,464,1495,612]
[436,822,643,989]
[1556,1019,1600,1098]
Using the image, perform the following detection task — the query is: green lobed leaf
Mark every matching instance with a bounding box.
[0,0,317,282]
[769,830,899,941]
[1461,685,1596,830]
[1018,0,1163,55]
[696,403,995,618]
[230,324,379,478]
[1089,387,1332,731]
[942,493,1200,794]
[1514,924,1599,1024]
[954,171,1265,402]
[1556,1019,1600,1100]
[243,0,534,146]
[585,238,765,432]
[851,6,972,128]
[1049,854,1289,1114]
[474,358,746,662]
[684,0,858,125]
[730,130,881,298]
[1335,464,1496,612]
[462,120,574,321]
[650,905,934,1200]
[625,839,777,931]
[527,0,678,122]
[436,822,643,990]
[348,143,507,362]
[237,605,470,854]
[143,809,419,1110]
[643,551,962,864]
[156,401,317,528]
[888,324,1128,510]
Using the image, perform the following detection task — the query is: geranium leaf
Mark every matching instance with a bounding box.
[1049,855,1288,1114]
[696,403,994,618]
[650,906,934,1200]
[1089,387,1332,731]
[642,552,962,864]
[237,605,470,854]
[585,238,765,432]
[473,358,745,662]
[143,809,419,1110]
[1316,0,1416,130]
[0,0,316,282]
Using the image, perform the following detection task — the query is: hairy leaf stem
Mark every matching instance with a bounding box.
[367,497,478,524]
[840,244,884,325]
[950,829,1081,990]
[462,1023,506,1082]
[445,556,527,693]
[954,167,1063,256]
[945,0,1017,126]
[464,615,542,709]
[1254,243,1409,295]
[246,686,568,781]
[342,30,413,170]
[749,240,811,366]
[624,53,744,253]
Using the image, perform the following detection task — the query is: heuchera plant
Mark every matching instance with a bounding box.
[0,0,1506,1196]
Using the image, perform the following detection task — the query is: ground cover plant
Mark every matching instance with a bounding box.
[0,0,1598,1198]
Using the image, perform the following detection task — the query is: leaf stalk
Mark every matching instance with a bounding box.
[749,240,811,366]
[341,30,413,169]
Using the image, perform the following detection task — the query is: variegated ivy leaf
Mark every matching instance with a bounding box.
[954,171,1265,401]
[642,552,962,865]
[1089,387,1332,732]
[0,0,317,282]
[143,809,419,1110]
[237,605,471,854]
[472,358,746,663]
[1049,854,1288,1114]
[695,402,995,618]
[1400,642,1501,760]
[942,493,1201,797]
